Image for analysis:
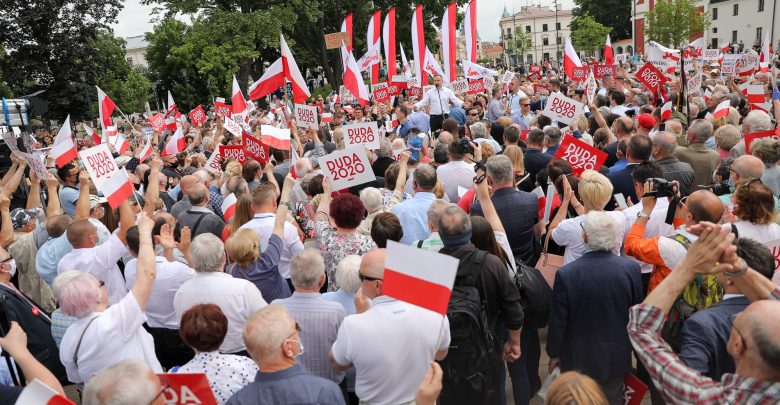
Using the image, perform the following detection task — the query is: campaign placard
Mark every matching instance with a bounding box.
[157,373,217,405]
[242,132,269,164]
[571,66,588,82]
[467,79,485,95]
[483,76,496,92]
[294,104,319,130]
[372,82,391,103]
[623,373,648,405]
[147,113,166,132]
[343,121,380,150]
[593,64,617,79]
[448,78,469,94]
[1,132,22,157]
[528,72,542,82]
[615,53,629,64]
[702,49,720,63]
[541,92,586,126]
[585,70,598,103]
[324,32,352,49]
[189,105,207,127]
[321,146,375,191]
[219,145,246,165]
[552,135,608,176]
[387,81,404,96]
[204,148,222,174]
[78,144,118,189]
[636,62,668,92]
[214,98,231,118]
[22,152,49,180]
[736,52,759,76]
[765,238,780,271]
[745,129,777,155]
[500,70,514,84]
[223,117,242,137]
[529,64,541,73]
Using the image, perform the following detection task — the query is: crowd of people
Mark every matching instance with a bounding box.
[1,51,780,405]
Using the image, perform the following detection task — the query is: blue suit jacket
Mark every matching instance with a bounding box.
[678,296,749,381]
[607,163,638,204]
[546,251,643,382]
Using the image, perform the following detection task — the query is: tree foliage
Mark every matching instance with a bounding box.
[511,29,533,62]
[571,14,612,53]
[645,0,711,48]
[573,0,630,40]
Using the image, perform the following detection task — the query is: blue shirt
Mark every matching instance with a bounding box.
[449,106,467,126]
[35,233,73,286]
[59,186,79,218]
[392,192,436,244]
[609,159,628,173]
[407,111,430,133]
[226,364,345,405]
[227,234,291,304]
[397,120,413,139]
[323,289,356,315]
[545,144,560,156]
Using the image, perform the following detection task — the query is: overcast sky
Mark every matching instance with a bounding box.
[112,0,575,42]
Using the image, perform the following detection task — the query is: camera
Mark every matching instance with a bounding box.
[644,178,675,198]
[699,182,731,196]
[455,138,474,156]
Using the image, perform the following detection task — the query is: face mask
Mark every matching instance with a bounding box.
[4,259,16,277]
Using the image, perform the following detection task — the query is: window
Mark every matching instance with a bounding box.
[759,0,765,11]
[712,7,717,19]
[126,57,133,65]
[556,22,561,30]
[733,4,738,15]
[506,28,511,36]
[733,30,738,42]
[557,36,562,44]
[526,26,531,33]
[757,27,763,39]
[543,52,550,61]
[543,24,548,31]
[543,37,549,45]
[713,27,718,33]
[711,38,719,48]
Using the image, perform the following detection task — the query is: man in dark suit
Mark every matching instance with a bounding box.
[547,211,644,404]
[607,134,652,205]
[678,238,776,381]
[522,129,552,184]
[0,246,67,383]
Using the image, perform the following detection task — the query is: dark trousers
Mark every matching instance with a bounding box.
[430,114,447,133]
[439,355,505,405]
[143,324,195,370]
[505,327,541,405]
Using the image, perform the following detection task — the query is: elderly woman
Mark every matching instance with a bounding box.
[471,122,502,153]
[175,304,258,404]
[749,137,780,196]
[547,212,642,404]
[50,270,80,348]
[315,178,377,292]
[322,255,361,315]
[713,124,741,162]
[550,170,627,264]
[292,174,324,241]
[57,214,161,384]
[357,152,411,236]
[728,178,780,243]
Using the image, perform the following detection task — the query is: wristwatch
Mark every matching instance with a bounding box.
[637,212,650,219]
[725,259,749,276]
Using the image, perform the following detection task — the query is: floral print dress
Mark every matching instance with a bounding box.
[315,216,377,291]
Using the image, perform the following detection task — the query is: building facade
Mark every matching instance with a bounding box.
[499,4,573,66]
[125,35,150,68]
[480,41,504,63]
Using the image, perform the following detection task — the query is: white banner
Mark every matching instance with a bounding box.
[542,92,586,126]
[21,152,49,179]
[500,70,514,84]
[204,148,222,174]
[223,117,242,137]
[321,146,375,191]
[702,49,719,63]
[294,104,319,130]
[447,78,469,94]
[343,121,380,150]
[78,144,119,190]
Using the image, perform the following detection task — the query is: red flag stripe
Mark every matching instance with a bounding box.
[382,268,452,315]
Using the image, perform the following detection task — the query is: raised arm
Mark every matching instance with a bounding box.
[473,171,505,234]
[0,158,19,188]
[318,176,333,217]
[0,193,12,248]
[132,214,157,311]
[74,171,91,221]
[274,175,295,238]
[0,322,64,394]
[45,174,62,218]
[264,162,279,197]
[116,199,134,245]
[26,172,42,211]
[144,155,162,217]
[1,159,26,196]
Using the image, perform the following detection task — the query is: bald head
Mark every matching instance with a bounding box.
[47,214,72,238]
[685,190,725,224]
[731,155,764,181]
[188,183,210,207]
[666,120,683,137]
[652,131,677,158]
[735,300,780,376]
[615,116,634,137]
[66,220,98,248]
[437,131,454,145]
[180,175,198,194]
[360,249,386,279]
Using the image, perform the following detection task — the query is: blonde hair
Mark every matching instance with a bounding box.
[480,142,496,159]
[225,228,260,267]
[433,180,446,199]
[333,128,345,150]
[503,145,525,172]
[498,116,513,128]
[545,371,608,405]
[713,124,740,152]
[578,170,613,211]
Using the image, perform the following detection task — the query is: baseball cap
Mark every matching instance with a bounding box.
[10,208,38,230]
[636,113,656,130]
[89,195,107,210]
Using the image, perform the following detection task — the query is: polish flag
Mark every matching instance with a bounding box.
[260,125,292,150]
[400,43,413,81]
[464,0,477,63]
[221,193,238,223]
[112,133,130,155]
[462,59,499,79]
[280,34,312,104]
[96,86,116,130]
[746,85,765,104]
[713,100,731,119]
[411,5,428,86]
[161,127,186,156]
[321,112,333,124]
[103,125,117,145]
[604,35,614,65]
[367,11,381,85]
[383,240,459,315]
[703,88,712,103]
[84,124,101,145]
[760,30,771,65]
[340,14,353,70]
[137,138,153,163]
[383,8,397,79]
[391,113,398,128]
[563,37,583,78]
[290,145,300,179]
[248,58,285,101]
[165,116,177,133]
[166,91,180,119]
[423,47,447,82]
[51,115,77,168]
[441,3,457,83]
[102,169,134,209]
[232,75,248,115]
[751,102,772,112]
[660,101,673,121]
[15,378,76,405]
[342,45,371,107]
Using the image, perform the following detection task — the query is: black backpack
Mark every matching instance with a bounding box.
[440,250,498,399]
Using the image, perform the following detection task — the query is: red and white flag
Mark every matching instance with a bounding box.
[604,35,614,65]
[383,8,397,79]
[162,127,186,156]
[423,47,447,82]
[166,90,181,119]
[400,43,412,81]
[96,86,116,130]
[321,112,333,124]
[340,13,353,70]
[221,193,238,223]
[751,102,772,112]
[746,85,765,104]
[703,88,712,103]
[563,37,583,78]
[280,34,311,104]
[366,11,382,85]
[760,29,771,68]
[660,101,673,121]
[260,125,291,150]
[83,124,101,145]
[383,240,459,315]
[103,125,117,145]
[290,145,300,179]
[112,132,129,155]
[137,137,153,163]
[713,100,731,119]
[411,4,428,86]
[342,45,371,107]
[232,75,248,115]
[248,58,285,101]
[102,169,134,209]
[440,3,457,83]
[16,379,76,405]
[51,115,77,168]
[165,115,177,133]
[464,0,477,63]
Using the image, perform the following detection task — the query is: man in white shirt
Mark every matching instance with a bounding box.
[609,88,630,116]
[506,77,528,118]
[174,233,267,355]
[329,249,450,405]
[239,182,304,289]
[415,74,463,133]
[437,139,476,202]
[598,74,615,96]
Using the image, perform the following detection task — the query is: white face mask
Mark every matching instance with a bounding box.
[3,259,16,278]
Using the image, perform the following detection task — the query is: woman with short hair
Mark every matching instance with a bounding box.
[749,137,780,196]
[729,178,780,243]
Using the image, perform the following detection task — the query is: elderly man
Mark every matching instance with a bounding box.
[676,119,720,188]
[170,174,199,218]
[176,183,225,238]
[471,122,502,152]
[392,164,439,244]
[652,131,695,196]
[543,126,562,155]
[731,110,774,157]
[174,233,267,355]
[372,139,396,178]
[629,223,780,403]
[329,249,449,405]
[288,157,313,209]
[83,360,165,405]
[272,250,346,385]
[437,140,476,202]
[413,199,451,251]
[228,305,345,404]
[548,212,643,403]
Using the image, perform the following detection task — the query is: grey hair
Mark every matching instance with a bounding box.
[469,122,487,139]
[334,255,362,294]
[653,131,677,154]
[377,139,391,158]
[633,93,649,106]
[582,211,621,251]
[413,164,437,191]
[202,136,213,149]
[194,169,211,184]
[290,249,325,289]
[189,233,225,272]
[294,158,313,177]
[244,304,295,364]
[744,110,773,133]
[52,270,83,301]
[226,176,249,197]
[83,360,159,405]
[427,199,451,227]
[188,183,209,206]
[437,205,472,237]
[689,119,713,143]
[486,155,514,184]
[543,126,562,145]
[359,187,384,214]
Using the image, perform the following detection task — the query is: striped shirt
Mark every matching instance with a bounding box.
[413,233,444,252]
[628,288,780,404]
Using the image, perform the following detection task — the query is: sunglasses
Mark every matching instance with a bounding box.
[359,273,383,282]
[522,104,531,107]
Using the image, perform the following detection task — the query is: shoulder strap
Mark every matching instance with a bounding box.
[670,233,693,250]
[730,224,739,239]
[74,315,100,366]
[417,240,424,248]
[186,210,209,236]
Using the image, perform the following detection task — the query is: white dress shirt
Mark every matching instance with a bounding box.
[57,234,129,305]
[125,257,197,329]
[437,160,476,202]
[239,214,304,279]
[60,291,162,384]
[174,272,267,354]
[87,217,111,246]
[415,86,463,115]
[622,198,674,274]
[508,90,528,116]
[552,211,628,265]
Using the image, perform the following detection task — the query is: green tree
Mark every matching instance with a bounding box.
[512,29,533,65]
[571,14,612,54]
[573,0,630,40]
[646,0,711,48]
[0,45,12,98]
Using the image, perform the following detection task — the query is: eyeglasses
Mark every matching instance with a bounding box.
[285,322,301,341]
[729,313,747,350]
[522,104,531,107]
[359,273,383,282]
[468,113,479,116]
[148,384,170,405]
[98,280,105,288]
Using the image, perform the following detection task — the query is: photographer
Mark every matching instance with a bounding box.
[0,322,65,402]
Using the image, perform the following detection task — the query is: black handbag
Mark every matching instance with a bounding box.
[511,257,552,328]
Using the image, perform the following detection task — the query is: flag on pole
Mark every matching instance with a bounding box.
[411,4,428,86]
[221,193,238,223]
[232,75,248,115]
[713,100,731,118]
[137,137,153,163]
[400,44,412,81]
[423,47,447,82]
[383,8,398,79]
[166,91,180,119]
[366,10,382,85]
[340,14,353,70]
[280,34,312,104]
[248,58,285,101]
[83,124,100,145]
[461,59,498,79]
[464,0,478,63]
[112,132,129,155]
[440,3,458,83]
[260,125,292,150]
[102,169,134,209]
[563,38,583,78]
[604,35,614,65]
[96,86,116,130]
[161,127,185,156]
[342,44,371,107]
[660,101,673,121]
[51,115,77,168]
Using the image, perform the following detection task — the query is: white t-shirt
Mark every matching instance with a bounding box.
[732,220,780,245]
[331,297,450,405]
[437,160,476,202]
[57,234,129,305]
[552,211,628,265]
[125,257,196,329]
